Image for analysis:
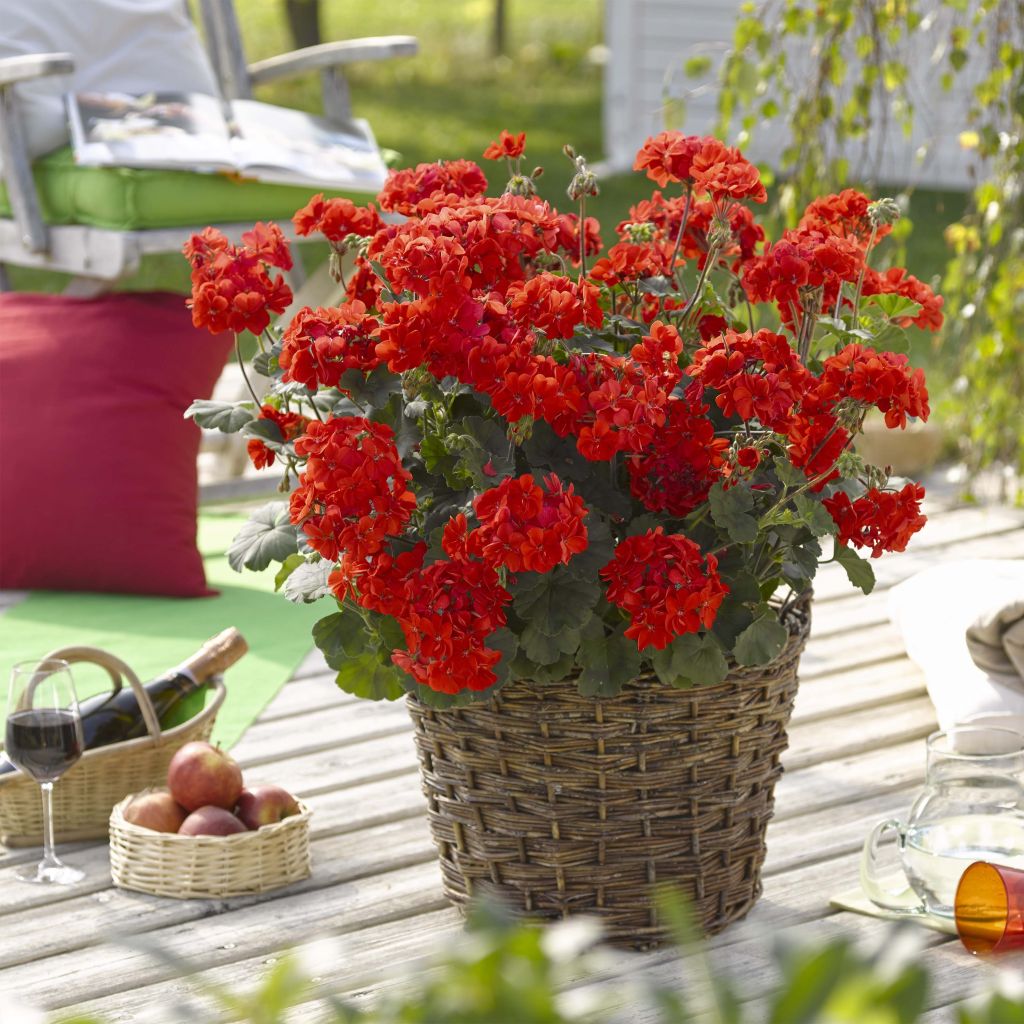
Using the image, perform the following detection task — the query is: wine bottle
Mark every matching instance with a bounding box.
[0,628,247,775]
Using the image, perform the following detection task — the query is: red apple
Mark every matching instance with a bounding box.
[178,805,247,836]
[123,792,187,834]
[235,784,301,830]
[167,741,243,812]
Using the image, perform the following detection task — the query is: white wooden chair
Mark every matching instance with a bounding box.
[0,0,416,286]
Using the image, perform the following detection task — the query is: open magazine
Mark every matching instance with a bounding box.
[65,91,388,192]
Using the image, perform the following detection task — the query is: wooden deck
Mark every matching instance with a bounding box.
[2,496,1024,1022]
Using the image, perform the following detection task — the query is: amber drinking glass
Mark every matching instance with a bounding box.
[955,861,1024,955]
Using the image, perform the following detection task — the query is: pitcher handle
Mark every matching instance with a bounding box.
[860,818,927,915]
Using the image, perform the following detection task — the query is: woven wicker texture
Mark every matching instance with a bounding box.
[407,599,810,947]
[109,790,312,899]
[0,648,224,847]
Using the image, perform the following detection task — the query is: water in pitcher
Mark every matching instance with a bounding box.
[904,813,1024,916]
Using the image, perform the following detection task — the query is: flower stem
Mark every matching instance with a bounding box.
[234,334,261,407]
[660,185,693,315]
[851,225,878,320]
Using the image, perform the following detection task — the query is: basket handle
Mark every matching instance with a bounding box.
[38,645,162,740]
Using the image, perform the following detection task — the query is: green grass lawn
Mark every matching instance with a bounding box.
[10,0,964,376]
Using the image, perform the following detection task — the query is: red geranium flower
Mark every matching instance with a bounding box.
[633,131,706,187]
[627,397,729,517]
[462,473,590,574]
[689,138,767,203]
[505,273,602,339]
[184,225,293,336]
[279,301,383,391]
[861,267,944,331]
[289,417,416,563]
[817,343,930,429]
[798,189,891,248]
[483,129,527,160]
[293,194,383,243]
[600,528,728,650]
[245,404,308,470]
[378,160,489,216]
[824,483,927,557]
[686,329,812,431]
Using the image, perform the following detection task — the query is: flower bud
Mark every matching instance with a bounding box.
[867,197,901,228]
[506,174,539,197]
[624,221,656,243]
[507,415,535,445]
[567,168,600,201]
[328,251,345,283]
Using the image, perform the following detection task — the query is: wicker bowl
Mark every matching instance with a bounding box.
[109,789,312,899]
[0,646,225,847]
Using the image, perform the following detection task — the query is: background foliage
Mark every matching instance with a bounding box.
[56,898,1024,1023]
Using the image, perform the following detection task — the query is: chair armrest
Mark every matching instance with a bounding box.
[0,52,74,87]
[247,36,418,86]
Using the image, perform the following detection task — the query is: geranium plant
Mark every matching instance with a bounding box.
[184,130,939,707]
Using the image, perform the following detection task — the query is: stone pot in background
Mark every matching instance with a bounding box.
[855,413,944,478]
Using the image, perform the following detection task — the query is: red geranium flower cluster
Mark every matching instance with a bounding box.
[686,329,811,430]
[505,274,602,339]
[378,159,489,216]
[555,213,603,265]
[743,229,863,325]
[798,189,891,247]
[633,132,767,203]
[279,301,383,391]
[183,224,293,336]
[456,473,590,573]
[289,417,416,563]
[818,343,930,428]
[483,129,527,161]
[390,555,513,693]
[600,529,729,649]
[246,404,309,470]
[292,194,383,243]
[824,483,927,557]
[627,397,729,516]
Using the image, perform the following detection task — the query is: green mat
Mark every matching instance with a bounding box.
[0,512,325,748]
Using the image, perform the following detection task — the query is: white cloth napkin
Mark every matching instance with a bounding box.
[888,560,1024,730]
[829,885,958,935]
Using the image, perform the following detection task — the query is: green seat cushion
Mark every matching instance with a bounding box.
[0,147,363,231]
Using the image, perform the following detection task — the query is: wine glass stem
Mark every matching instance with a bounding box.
[40,781,60,868]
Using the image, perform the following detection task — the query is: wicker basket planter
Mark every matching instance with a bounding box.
[109,789,312,899]
[0,646,224,847]
[407,598,810,947]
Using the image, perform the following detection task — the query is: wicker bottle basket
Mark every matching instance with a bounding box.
[406,597,811,948]
[109,789,312,899]
[0,646,225,847]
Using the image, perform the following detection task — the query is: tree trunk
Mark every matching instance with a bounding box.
[492,0,507,57]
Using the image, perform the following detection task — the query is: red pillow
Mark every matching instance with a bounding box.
[0,292,232,596]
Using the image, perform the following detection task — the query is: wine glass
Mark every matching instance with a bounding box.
[5,659,85,884]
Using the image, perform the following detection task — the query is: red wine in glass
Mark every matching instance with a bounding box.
[4,659,85,884]
[5,709,84,781]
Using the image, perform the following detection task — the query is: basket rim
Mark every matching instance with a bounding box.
[109,788,311,845]
[0,678,226,787]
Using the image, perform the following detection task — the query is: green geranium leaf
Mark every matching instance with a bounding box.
[338,365,402,410]
[184,399,254,433]
[243,416,287,449]
[773,455,807,488]
[834,542,876,594]
[867,292,923,321]
[563,512,615,581]
[227,502,299,572]
[283,560,334,604]
[520,621,583,666]
[781,535,822,583]
[524,421,593,483]
[577,619,641,697]
[274,553,305,592]
[334,651,405,701]
[251,347,281,377]
[734,611,789,667]
[651,632,729,687]
[312,606,368,666]
[454,415,516,487]
[709,482,759,543]
[794,493,838,537]
[514,569,601,635]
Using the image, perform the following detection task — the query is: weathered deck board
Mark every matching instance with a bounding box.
[0,502,1021,1022]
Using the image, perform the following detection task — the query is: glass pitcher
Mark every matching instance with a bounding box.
[860,725,1024,918]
